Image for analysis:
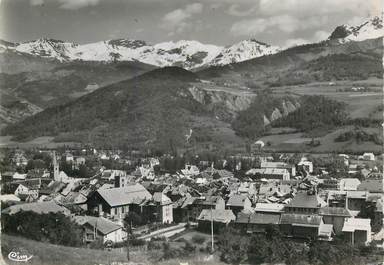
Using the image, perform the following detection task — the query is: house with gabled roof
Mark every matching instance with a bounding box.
[226,194,252,214]
[73,215,126,244]
[197,209,235,233]
[87,183,152,219]
[140,192,173,224]
[342,218,371,245]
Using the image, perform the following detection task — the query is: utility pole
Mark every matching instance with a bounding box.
[126,223,130,261]
[211,205,214,253]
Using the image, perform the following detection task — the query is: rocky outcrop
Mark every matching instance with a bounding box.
[187,85,256,113]
[266,99,300,124]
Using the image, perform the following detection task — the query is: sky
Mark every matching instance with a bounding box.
[0,0,382,47]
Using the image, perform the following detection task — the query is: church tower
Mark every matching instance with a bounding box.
[52,151,60,181]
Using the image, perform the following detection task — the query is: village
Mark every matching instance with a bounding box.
[0,143,383,262]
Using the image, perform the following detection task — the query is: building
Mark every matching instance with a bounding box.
[87,183,152,219]
[247,213,281,233]
[284,191,327,214]
[180,164,200,177]
[226,194,252,214]
[361,153,375,161]
[2,201,70,216]
[261,161,296,177]
[346,191,368,213]
[153,192,173,224]
[342,218,372,245]
[197,209,235,233]
[73,215,126,244]
[298,157,313,173]
[319,207,352,234]
[246,168,290,181]
[254,203,285,215]
[339,178,361,191]
[280,213,333,240]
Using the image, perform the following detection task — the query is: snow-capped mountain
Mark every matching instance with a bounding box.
[328,16,383,42]
[209,39,280,66]
[0,38,280,69]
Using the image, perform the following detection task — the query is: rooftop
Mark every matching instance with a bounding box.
[254,203,285,213]
[286,192,327,209]
[97,183,152,207]
[227,194,249,207]
[249,213,280,224]
[342,218,371,232]
[197,209,235,223]
[319,207,352,217]
[280,213,322,226]
[2,201,70,215]
[73,216,122,235]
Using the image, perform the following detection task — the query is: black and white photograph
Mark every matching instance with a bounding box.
[0,0,383,264]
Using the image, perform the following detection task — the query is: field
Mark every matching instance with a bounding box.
[261,79,383,153]
[0,136,81,149]
[273,79,383,119]
[260,126,383,153]
[1,234,224,265]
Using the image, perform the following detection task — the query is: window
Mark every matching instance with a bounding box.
[122,207,125,213]
[114,208,118,215]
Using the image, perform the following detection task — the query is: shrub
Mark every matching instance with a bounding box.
[191,234,206,244]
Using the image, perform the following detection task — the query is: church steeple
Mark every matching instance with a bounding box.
[52,151,60,181]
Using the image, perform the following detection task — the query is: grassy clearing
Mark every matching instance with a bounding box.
[1,234,147,265]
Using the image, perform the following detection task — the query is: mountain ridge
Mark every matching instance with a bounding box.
[0,38,280,70]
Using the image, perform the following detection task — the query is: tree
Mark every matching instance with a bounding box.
[124,211,142,227]
[217,227,249,264]
[2,211,82,247]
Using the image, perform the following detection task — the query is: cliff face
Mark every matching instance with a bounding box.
[188,84,300,127]
[263,100,300,126]
[187,85,256,112]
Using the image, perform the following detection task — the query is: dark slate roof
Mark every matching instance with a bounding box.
[286,192,326,209]
[319,207,352,217]
[249,213,280,224]
[280,214,322,226]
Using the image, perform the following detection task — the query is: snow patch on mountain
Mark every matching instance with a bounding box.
[209,39,280,66]
[329,16,383,43]
[1,38,280,69]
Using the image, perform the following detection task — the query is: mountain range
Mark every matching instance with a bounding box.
[0,16,383,151]
[0,38,279,70]
[1,16,381,71]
